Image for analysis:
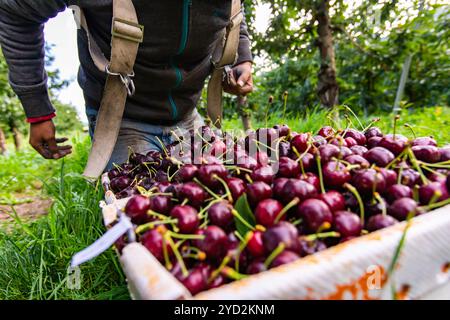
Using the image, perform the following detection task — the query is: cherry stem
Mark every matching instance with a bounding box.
[221,267,248,281]
[342,105,364,130]
[135,219,178,234]
[212,174,233,203]
[421,197,450,211]
[393,115,400,140]
[209,255,231,283]
[231,209,256,231]
[282,91,288,122]
[362,118,380,132]
[155,136,169,156]
[193,178,222,200]
[413,185,420,203]
[161,235,172,270]
[275,197,300,223]
[198,196,227,218]
[233,230,245,242]
[428,190,443,206]
[344,183,365,225]
[164,233,188,277]
[315,155,326,194]
[403,123,417,139]
[373,192,387,216]
[264,243,286,268]
[304,231,340,242]
[245,174,254,184]
[235,231,252,271]
[291,218,303,226]
[407,148,428,185]
[167,231,205,241]
[255,139,277,153]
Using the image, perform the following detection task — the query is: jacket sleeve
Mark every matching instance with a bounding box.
[235,3,253,65]
[0,0,69,119]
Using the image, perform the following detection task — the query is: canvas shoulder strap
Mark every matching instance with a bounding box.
[207,0,243,129]
[79,0,144,180]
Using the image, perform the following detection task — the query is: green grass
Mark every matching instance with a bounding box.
[0,106,449,300]
[0,137,129,300]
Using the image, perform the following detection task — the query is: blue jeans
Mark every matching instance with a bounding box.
[86,106,204,170]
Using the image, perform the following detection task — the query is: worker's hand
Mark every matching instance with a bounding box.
[223,61,253,96]
[29,120,72,159]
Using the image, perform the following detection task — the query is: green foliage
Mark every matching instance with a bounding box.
[232,1,449,117]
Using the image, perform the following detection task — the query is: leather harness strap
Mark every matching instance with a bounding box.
[81,0,143,180]
[79,0,241,179]
[207,0,243,129]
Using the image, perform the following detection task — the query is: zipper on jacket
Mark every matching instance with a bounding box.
[168,0,192,120]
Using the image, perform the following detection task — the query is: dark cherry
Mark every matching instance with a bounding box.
[155,170,169,183]
[399,168,421,187]
[365,127,383,139]
[141,229,171,263]
[247,231,266,257]
[333,211,362,237]
[351,169,386,196]
[274,124,290,137]
[226,177,246,202]
[298,238,327,257]
[179,267,208,295]
[198,164,228,188]
[149,195,172,215]
[278,156,300,178]
[255,199,285,227]
[344,154,370,168]
[366,214,398,232]
[338,146,353,158]
[116,186,137,199]
[178,182,206,209]
[291,133,310,153]
[439,147,450,161]
[108,168,121,180]
[175,164,198,182]
[125,195,151,224]
[299,153,315,171]
[322,161,351,189]
[388,197,419,221]
[262,221,300,253]
[270,250,300,268]
[344,137,358,148]
[318,126,335,138]
[343,128,366,146]
[194,226,228,260]
[170,205,200,234]
[319,190,346,212]
[412,145,441,163]
[273,178,289,201]
[280,179,317,203]
[364,147,395,167]
[418,181,449,205]
[110,175,132,192]
[379,136,406,156]
[255,151,269,168]
[246,181,273,206]
[312,135,327,148]
[246,259,267,274]
[350,145,368,157]
[318,144,340,163]
[297,199,333,232]
[208,201,234,229]
[367,136,382,149]
[299,172,320,191]
[385,184,413,204]
[251,165,274,184]
[378,168,398,187]
[412,137,437,147]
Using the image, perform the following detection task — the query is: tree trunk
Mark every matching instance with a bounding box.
[0,127,7,155]
[315,0,339,108]
[237,96,251,131]
[12,126,23,151]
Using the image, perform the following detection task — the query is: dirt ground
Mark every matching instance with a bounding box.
[0,197,53,223]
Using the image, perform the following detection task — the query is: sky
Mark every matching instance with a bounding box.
[44,3,271,123]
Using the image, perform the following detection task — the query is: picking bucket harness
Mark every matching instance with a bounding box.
[79,0,243,179]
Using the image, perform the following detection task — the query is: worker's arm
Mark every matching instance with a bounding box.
[0,0,72,159]
[223,4,254,97]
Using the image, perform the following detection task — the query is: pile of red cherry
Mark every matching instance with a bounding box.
[106,123,450,295]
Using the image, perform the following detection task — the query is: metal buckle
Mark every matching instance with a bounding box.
[111,17,144,43]
[106,65,136,97]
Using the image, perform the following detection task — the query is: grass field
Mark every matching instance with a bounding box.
[0,107,449,300]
